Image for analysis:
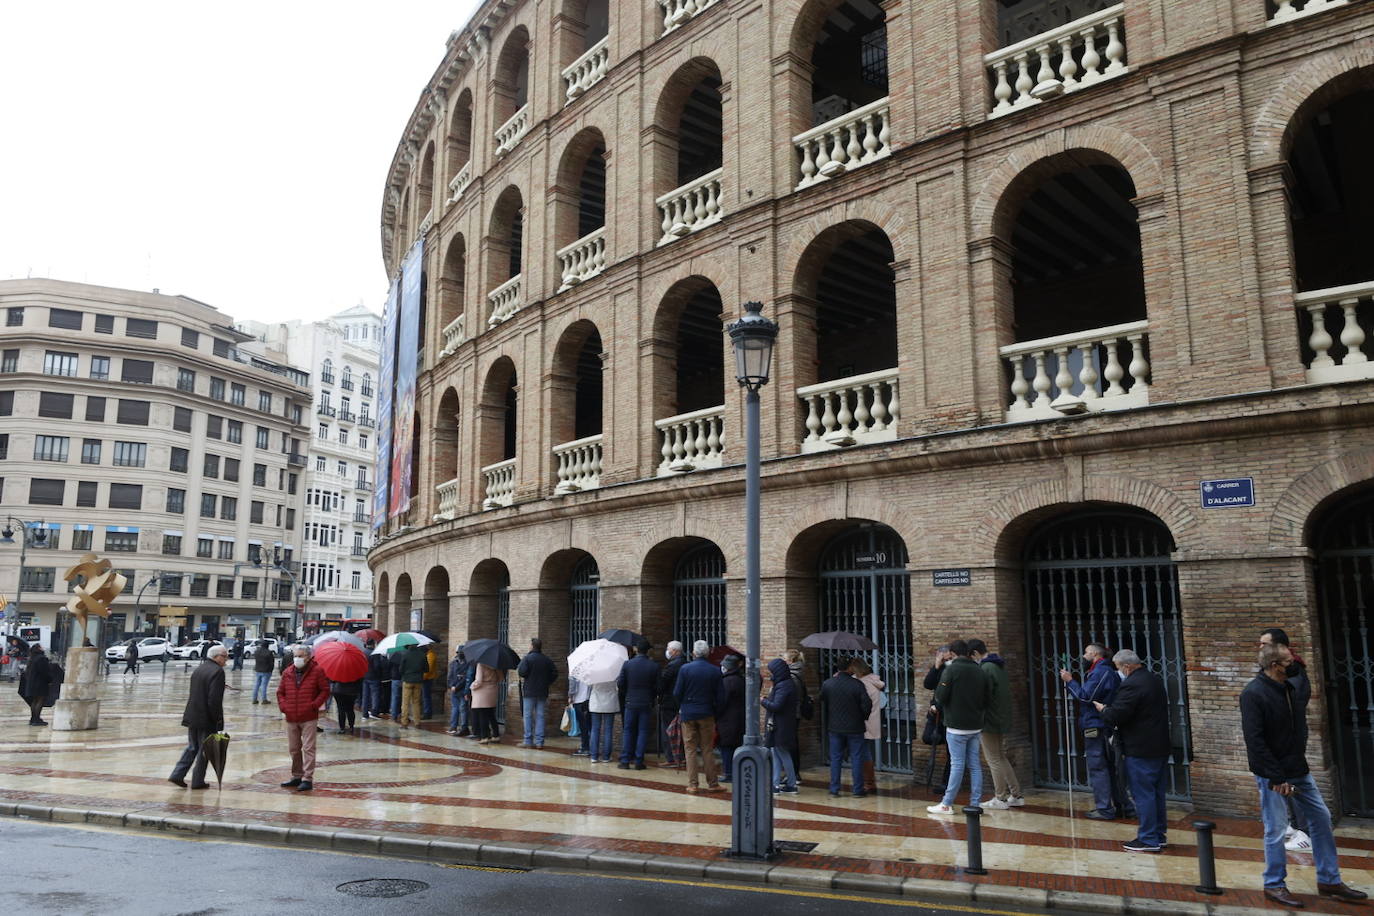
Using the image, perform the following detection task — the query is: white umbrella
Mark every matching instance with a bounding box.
[373,631,436,655]
[567,638,628,685]
[307,630,366,651]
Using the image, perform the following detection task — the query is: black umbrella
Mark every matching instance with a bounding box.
[598,628,644,649]
[800,631,879,651]
[200,732,230,788]
[414,629,442,642]
[461,638,520,670]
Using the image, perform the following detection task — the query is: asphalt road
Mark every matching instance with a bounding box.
[1,821,1058,916]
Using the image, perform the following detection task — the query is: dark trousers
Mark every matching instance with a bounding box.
[336,695,356,730]
[361,679,382,717]
[1083,731,1118,815]
[574,702,591,752]
[471,706,498,740]
[719,743,741,781]
[170,727,210,785]
[828,732,866,794]
[659,706,681,762]
[27,695,45,723]
[1124,755,1169,846]
[422,680,433,717]
[620,707,651,764]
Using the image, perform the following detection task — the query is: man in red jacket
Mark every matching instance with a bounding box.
[276,645,331,792]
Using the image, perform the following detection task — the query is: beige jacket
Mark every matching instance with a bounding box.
[860,672,885,740]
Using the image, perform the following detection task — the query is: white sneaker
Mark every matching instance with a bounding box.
[1284,830,1312,852]
[926,803,955,815]
[980,797,1011,810]
[1006,796,1026,807]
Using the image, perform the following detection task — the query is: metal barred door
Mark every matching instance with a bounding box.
[497,572,510,726]
[673,543,726,650]
[818,526,914,773]
[1025,510,1193,799]
[570,555,601,651]
[1315,490,1374,817]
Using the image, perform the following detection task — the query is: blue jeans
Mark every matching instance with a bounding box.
[941,731,984,807]
[449,692,468,730]
[1083,731,1117,816]
[621,707,650,764]
[252,671,271,703]
[772,746,797,790]
[719,743,740,781]
[1257,773,1341,888]
[1124,756,1169,846]
[590,712,616,761]
[361,680,381,716]
[828,732,866,795]
[390,679,402,718]
[522,696,548,745]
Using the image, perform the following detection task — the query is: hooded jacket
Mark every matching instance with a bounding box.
[447,655,469,690]
[761,658,799,749]
[400,645,429,683]
[978,654,1012,734]
[715,664,746,746]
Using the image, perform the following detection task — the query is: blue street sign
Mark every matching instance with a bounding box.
[1201,477,1255,509]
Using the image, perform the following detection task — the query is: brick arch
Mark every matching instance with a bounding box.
[969,125,1166,241]
[1268,448,1374,547]
[780,199,910,297]
[629,520,744,585]
[1250,49,1374,167]
[977,475,1200,563]
[776,499,918,576]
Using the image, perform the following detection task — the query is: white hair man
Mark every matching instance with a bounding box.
[168,644,228,789]
[657,639,687,767]
[672,639,726,792]
[1092,649,1171,853]
[276,644,331,791]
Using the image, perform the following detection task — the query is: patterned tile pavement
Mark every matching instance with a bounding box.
[4,663,1372,912]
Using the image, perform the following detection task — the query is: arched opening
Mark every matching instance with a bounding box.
[433,387,461,517]
[394,573,414,636]
[494,27,531,155]
[653,59,724,241]
[1312,483,1374,816]
[816,524,913,772]
[650,278,725,474]
[673,542,727,651]
[1022,507,1192,799]
[374,571,390,632]
[994,0,1116,47]
[487,186,525,324]
[538,549,600,665]
[446,90,474,190]
[998,153,1149,417]
[417,142,436,220]
[468,558,511,727]
[1288,80,1374,380]
[439,234,466,346]
[397,187,411,248]
[422,565,451,654]
[559,0,610,101]
[551,321,604,493]
[479,358,519,509]
[793,222,899,452]
[554,129,608,289]
[408,409,421,505]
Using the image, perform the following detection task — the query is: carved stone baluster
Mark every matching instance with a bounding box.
[1271,0,1297,20]
[1052,347,1076,401]
[1057,35,1079,90]
[694,418,710,458]
[660,425,675,469]
[1079,27,1102,82]
[671,424,689,465]
[591,443,603,485]
[845,120,864,166]
[804,396,823,443]
[819,393,838,439]
[1077,343,1101,401]
[1339,298,1367,366]
[705,180,721,222]
[660,201,674,241]
[1030,352,1053,409]
[1013,52,1034,106]
[1127,333,1150,392]
[1102,338,1126,396]
[869,381,890,432]
[707,415,722,456]
[835,388,854,437]
[853,383,872,434]
[798,139,819,188]
[1103,18,1126,75]
[823,128,846,176]
[1032,42,1059,96]
[1307,303,1335,368]
[887,381,899,426]
[992,60,1014,114]
[1009,359,1031,411]
[877,112,890,155]
[861,113,880,162]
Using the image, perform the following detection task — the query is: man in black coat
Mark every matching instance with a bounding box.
[18,644,53,726]
[820,659,872,798]
[713,655,745,782]
[1094,649,1171,852]
[516,638,558,748]
[657,641,686,766]
[617,643,660,770]
[169,645,228,789]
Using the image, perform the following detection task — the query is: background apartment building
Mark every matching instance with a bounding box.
[238,307,382,632]
[0,279,311,646]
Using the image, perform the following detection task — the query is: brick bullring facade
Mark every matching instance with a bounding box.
[369,0,1374,816]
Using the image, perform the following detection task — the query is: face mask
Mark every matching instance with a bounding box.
[293,657,307,669]
[1117,669,1127,681]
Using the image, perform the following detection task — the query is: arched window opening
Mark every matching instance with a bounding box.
[438,234,467,353]
[552,323,604,494]
[433,388,461,519]
[480,359,519,510]
[574,331,603,440]
[447,91,475,201]
[672,542,727,652]
[487,187,525,325]
[578,145,607,239]
[494,28,532,154]
[555,132,608,290]
[570,554,601,650]
[809,0,887,125]
[676,286,724,415]
[559,0,610,101]
[409,410,421,504]
[677,75,723,188]
[652,279,725,475]
[418,143,436,220]
[654,61,724,243]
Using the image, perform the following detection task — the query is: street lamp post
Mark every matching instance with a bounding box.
[725,301,779,860]
[1,517,47,639]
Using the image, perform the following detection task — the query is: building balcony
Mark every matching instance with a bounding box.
[288,453,308,467]
[557,227,607,291]
[798,369,900,452]
[658,0,720,34]
[1000,320,1150,422]
[494,104,530,157]
[656,168,723,245]
[417,208,433,238]
[985,4,1127,118]
[440,314,467,358]
[447,161,473,204]
[359,416,378,429]
[354,511,368,523]
[320,372,335,385]
[794,97,892,190]
[339,410,356,423]
[1270,0,1348,23]
[355,479,372,492]
[488,275,524,326]
[360,386,374,398]
[562,36,609,103]
[1298,281,1374,384]
[655,405,725,475]
[433,476,460,521]
[340,379,354,391]
[316,403,336,417]
[553,434,604,494]
[350,546,368,557]
[481,459,516,510]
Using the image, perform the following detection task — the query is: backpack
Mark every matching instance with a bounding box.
[794,675,814,720]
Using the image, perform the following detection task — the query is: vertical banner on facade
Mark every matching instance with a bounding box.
[389,239,424,518]
[372,277,400,530]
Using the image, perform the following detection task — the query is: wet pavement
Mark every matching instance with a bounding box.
[3,663,1372,913]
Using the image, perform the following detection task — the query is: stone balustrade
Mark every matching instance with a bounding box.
[432,477,460,521]
[440,314,466,357]
[487,275,523,326]
[1297,281,1374,384]
[553,434,604,494]
[655,405,725,475]
[985,4,1127,117]
[417,208,433,238]
[562,36,609,103]
[481,459,516,510]
[793,97,892,190]
[656,168,723,245]
[556,227,607,291]
[798,369,900,453]
[1000,319,1150,421]
[658,0,720,34]
[494,104,530,157]
[447,162,473,204]
[1270,0,1347,23]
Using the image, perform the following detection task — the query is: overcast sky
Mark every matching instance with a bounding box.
[1,1,480,323]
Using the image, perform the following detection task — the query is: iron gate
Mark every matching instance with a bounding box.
[1025,509,1193,799]
[570,555,601,651]
[817,526,914,773]
[1315,489,1374,817]
[673,543,727,649]
[496,571,510,726]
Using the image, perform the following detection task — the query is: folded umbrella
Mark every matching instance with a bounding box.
[568,638,628,685]
[314,641,370,682]
[597,628,644,649]
[354,628,386,644]
[800,631,879,651]
[201,732,230,788]
[374,631,435,655]
[708,644,744,666]
[306,631,366,651]
[461,638,520,670]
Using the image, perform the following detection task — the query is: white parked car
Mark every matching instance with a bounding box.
[105,637,173,662]
[171,639,222,660]
[244,637,283,657]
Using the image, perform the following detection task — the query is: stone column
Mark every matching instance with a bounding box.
[53,646,101,731]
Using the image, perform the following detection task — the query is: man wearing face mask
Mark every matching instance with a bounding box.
[276,645,331,792]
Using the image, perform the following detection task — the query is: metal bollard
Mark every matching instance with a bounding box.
[962,805,988,875]
[1193,820,1223,895]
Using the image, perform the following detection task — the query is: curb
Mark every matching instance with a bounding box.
[0,803,1262,915]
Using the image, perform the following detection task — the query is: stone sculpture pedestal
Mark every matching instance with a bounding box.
[53,646,101,731]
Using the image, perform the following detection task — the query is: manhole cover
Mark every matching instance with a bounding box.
[336,879,430,898]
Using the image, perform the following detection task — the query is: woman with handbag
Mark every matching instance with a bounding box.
[469,662,503,744]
